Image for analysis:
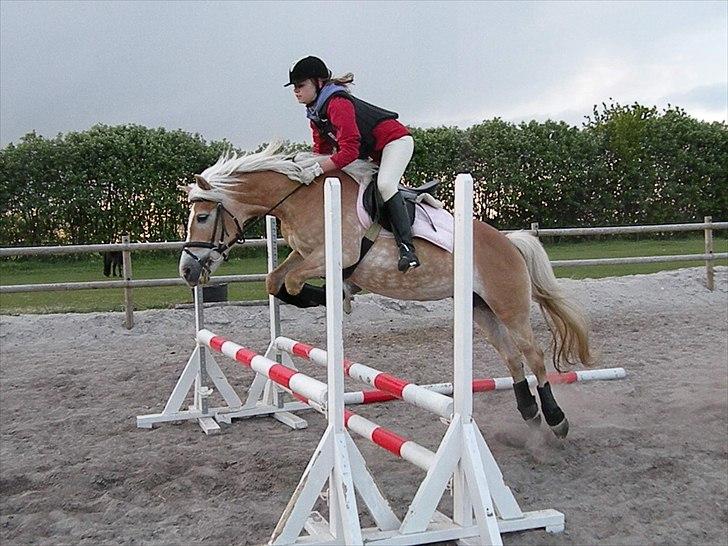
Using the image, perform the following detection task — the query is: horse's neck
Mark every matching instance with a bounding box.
[274,173,358,241]
[227,171,299,217]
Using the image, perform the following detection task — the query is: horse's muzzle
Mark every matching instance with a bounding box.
[179,253,205,287]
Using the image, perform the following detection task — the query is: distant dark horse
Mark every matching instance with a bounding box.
[103,251,123,277]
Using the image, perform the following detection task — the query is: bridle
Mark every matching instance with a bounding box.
[182,201,249,266]
[181,181,309,275]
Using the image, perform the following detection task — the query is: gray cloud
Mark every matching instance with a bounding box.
[664,83,728,110]
[1,0,725,150]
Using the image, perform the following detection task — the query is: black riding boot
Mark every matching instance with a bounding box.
[383,192,420,272]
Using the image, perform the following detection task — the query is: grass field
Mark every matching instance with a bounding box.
[1,235,725,314]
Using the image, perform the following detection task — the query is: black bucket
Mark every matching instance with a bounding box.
[195,283,229,303]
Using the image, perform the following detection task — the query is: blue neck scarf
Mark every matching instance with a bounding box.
[306,83,349,123]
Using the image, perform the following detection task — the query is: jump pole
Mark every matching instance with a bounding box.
[196,329,435,471]
[275,336,454,418]
[275,336,625,406]
[330,368,627,406]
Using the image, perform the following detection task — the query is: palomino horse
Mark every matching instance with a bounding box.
[179,144,592,438]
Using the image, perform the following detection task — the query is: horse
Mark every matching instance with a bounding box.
[178,143,593,438]
[103,251,123,277]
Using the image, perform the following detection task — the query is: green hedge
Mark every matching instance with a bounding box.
[1,101,725,245]
[405,102,727,230]
[0,125,234,245]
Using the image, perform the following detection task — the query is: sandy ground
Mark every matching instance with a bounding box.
[1,266,726,546]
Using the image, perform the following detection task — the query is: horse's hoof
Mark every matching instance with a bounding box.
[550,418,569,439]
[527,413,542,428]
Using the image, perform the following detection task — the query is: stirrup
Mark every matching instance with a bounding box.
[397,243,420,273]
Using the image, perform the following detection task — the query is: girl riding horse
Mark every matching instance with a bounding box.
[286,56,419,273]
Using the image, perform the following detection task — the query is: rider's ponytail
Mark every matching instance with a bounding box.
[328,72,355,86]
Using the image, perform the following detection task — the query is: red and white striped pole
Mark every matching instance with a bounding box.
[341,368,627,405]
[275,336,454,419]
[197,328,435,471]
[198,329,328,406]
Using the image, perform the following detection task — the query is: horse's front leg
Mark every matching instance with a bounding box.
[284,247,326,296]
[266,250,304,296]
[283,239,360,311]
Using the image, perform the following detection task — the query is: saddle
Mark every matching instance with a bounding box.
[274,178,443,310]
[362,178,442,231]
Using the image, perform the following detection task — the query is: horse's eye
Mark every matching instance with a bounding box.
[196,214,209,222]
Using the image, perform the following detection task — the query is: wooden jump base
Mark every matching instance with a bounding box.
[137,175,630,544]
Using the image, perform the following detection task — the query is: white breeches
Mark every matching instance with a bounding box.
[376,135,414,201]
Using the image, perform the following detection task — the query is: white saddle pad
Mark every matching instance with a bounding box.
[355,182,454,253]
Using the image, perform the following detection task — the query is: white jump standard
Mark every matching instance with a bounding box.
[136,218,313,433]
[267,176,565,545]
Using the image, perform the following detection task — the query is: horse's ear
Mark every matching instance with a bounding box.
[195,174,212,190]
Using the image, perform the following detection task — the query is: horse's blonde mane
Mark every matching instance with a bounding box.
[189,141,377,202]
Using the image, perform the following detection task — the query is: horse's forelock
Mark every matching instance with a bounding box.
[187,184,225,203]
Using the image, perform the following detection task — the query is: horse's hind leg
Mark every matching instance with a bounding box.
[502,312,569,438]
[473,297,541,426]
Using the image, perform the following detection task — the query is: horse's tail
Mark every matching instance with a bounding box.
[103,252,112,277]
[506,230,594,371]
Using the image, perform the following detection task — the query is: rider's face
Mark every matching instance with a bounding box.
[293,79,318,105]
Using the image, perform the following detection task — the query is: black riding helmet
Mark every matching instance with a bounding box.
[284,56,331,87]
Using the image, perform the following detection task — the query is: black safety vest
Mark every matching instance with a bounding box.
[310,91,399,159]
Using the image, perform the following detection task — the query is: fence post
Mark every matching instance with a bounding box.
[531,222,539,239]
[122,234,134,329]
[704,216,714,291]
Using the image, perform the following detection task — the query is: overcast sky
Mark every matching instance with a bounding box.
[1,0,726,150]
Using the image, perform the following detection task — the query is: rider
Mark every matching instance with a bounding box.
[285,55,420,273]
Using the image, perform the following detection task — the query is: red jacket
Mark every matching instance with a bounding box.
[311,96,410,169]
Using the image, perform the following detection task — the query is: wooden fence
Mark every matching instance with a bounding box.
[1,218,725,329]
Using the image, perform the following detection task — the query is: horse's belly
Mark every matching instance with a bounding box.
[350,242,454,302]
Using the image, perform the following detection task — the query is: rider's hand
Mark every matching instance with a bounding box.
[301,162,324,184]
